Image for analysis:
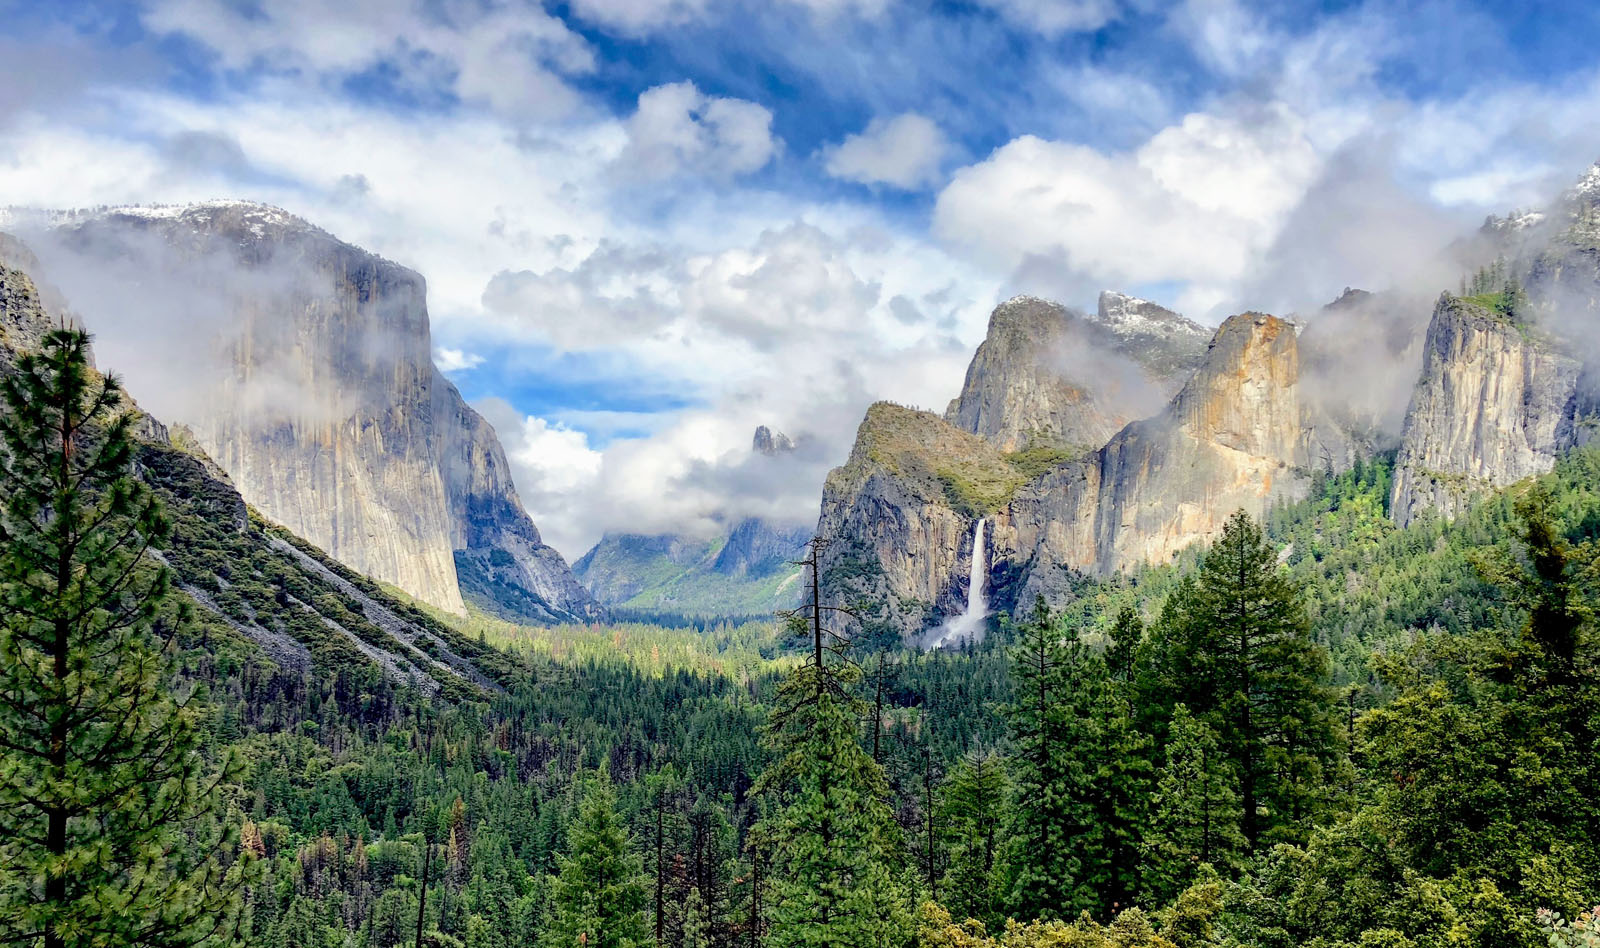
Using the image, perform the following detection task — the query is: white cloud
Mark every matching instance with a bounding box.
[617,82,778,182]
[934,104,1320,315]
[822,113,949,189]
[978,0,1118,35]
[568,0,714,33]
[473,217,992,556]
[434,347,484,372]
[139,0,595,122]
[509,414,605,495]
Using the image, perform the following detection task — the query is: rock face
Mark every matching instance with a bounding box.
[571,426,810,616]
[943,294,1206,453]
[1390,295,1581,526]
[0,237,511,692]
[944,296,1121,452]
[819,312,1321,641]
[817,402,1028,641]
[1006,312,1315,603]
[1093,291,1212,382]
[33,202,597,622]
[752,425,796,456]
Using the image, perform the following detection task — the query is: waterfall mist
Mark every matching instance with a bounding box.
[922,517,989,650]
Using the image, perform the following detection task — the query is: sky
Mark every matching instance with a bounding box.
[2,0,1600,558]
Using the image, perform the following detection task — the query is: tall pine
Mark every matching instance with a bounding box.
[0,329,244,948]
[754,538,910,947]
[936,751,1008,927]
[1151,510,1336,848]
[541,772,649,948]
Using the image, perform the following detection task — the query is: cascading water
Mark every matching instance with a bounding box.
[922,518,989,650]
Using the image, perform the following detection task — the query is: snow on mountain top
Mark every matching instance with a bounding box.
[1,200,321,241]
[1570,160,1600,200]
[102,201,321,238]
[1094,290,1208,341]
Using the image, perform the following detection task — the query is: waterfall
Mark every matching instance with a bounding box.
[923,518,989,650]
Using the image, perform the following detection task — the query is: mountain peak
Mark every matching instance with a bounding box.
[1094,290,1208,342]
[752,425,795,455]
[1570,159,1600,201]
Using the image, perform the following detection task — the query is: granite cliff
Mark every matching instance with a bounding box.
[1390,295,1581,526]
[1387,162,1600,526]
[820,309,1323,642]
[943,294,1207,453]
[27,202,597,623]
[0,234,513,692]
[1004,312,1316,605]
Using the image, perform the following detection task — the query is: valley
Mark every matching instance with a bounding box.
[2,77,1599,948]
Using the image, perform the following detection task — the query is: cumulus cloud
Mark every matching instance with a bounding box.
[822,113,949,189]
[473,219,989,556]
[435,348,484,373]
[12,0,1600,567]
[569,0,889,33]
[568,0,714,33]
[618,82,778,182]
[934,105,1319,316]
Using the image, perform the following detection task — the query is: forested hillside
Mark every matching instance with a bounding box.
[4,307,1595,946]
[2,202,1598,948]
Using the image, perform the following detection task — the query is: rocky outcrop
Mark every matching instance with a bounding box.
[33,202,597,622]
[1389,295,1580,526]
[1008,312,1313,599]
[752,425,795,456]
[434,377,601,623]
[944,296,1122,452]
[0,234,59,365]
[817,403,1031,641]
[943,294,1206,454]
[819,312,1322,640]
[0,242,510,692]
[1093,290,1211,383]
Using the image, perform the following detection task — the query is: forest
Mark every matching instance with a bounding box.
[2,330,1598,948]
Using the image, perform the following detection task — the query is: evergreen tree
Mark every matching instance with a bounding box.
[1000,603,1119,919]
[0,329,244,948]
[1106,606,1143,683]
[755,662,911,947]
[754,540,910,948]
[1000,602,1079,919]
[1085,683,1153,918]
[681,887,712,948]
[1152,510,1337,848]
[936,751,1008,927]
[541,772,649,948]
[1141,705,1243,904]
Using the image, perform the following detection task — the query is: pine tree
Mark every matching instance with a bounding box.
[754,539,910,948]
[1000,602,1101,919]
[0,329,245,948]
[1141,705,1244,904]
[1086,684,1153,918]
[681,887,712,948]
[936,751,1008,927]
[1106,606,1143,683]
[1157,510,1337,848]
[541,772,649,948]
[756,662,911,947]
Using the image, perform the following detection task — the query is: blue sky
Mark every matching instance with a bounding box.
[3,0,1600,554]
